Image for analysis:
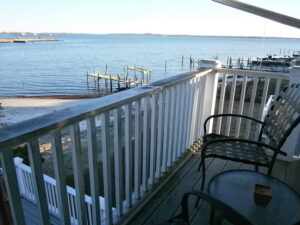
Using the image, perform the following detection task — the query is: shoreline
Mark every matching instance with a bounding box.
[0,38,61,43]
[2,93,112,99]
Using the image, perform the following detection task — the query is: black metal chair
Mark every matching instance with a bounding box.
[198,83,300,190]
[169,191,253,225]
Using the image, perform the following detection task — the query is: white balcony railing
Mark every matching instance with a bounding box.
[14,157,108,224]
[0,67,290,225]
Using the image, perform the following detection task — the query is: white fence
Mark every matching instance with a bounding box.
[14,157,107,225]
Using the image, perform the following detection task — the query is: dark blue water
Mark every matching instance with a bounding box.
[1,34,299,96]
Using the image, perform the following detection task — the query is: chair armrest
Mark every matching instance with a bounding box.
[204,114,264,135]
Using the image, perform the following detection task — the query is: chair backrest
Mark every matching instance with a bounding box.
[262,83,300,150]
[180,191,253,225]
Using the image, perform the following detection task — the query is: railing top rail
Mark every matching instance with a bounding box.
[0,69,212,149]
[216,68,290,79]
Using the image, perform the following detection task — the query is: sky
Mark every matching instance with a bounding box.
[1,0,300,38]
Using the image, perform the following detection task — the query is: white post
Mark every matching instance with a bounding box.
[198,60,220,136]
[14,157,25,195]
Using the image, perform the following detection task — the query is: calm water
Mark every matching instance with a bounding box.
[1,34,300,97]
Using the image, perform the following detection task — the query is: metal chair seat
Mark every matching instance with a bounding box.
[204,140,270,166]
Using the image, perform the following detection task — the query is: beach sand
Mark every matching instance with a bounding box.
[0,97,87,127]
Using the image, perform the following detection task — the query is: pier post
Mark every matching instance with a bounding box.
[129,78,131,88]
[181,55,184,69]
[165,60,167,73]
[229,57,232,68]
[110,75,113,93]
[118,75,120,90]
[105,78,108,92]
[97,73,100,91]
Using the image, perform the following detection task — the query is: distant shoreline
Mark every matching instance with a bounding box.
[1,32,300,39]
[0,38,61,43]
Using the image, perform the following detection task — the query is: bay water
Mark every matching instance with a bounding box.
[1,33,299,97]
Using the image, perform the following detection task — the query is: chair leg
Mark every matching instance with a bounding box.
[195,158,206,207]
[267,167,273,176]
[201,158,206,191]
[198,159,202,171]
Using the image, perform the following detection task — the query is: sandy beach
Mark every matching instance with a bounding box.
[0,97,87,127]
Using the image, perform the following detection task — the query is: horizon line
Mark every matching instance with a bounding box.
[1,31,300,39]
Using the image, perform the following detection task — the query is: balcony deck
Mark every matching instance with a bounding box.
[128,153,300,225]
[20,153,300,225]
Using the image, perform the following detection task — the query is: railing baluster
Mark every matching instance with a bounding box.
[86,117,101,225]
[197,77,206,138]
[182,81,190,151]
[70,123,87,225]
[156,91,164,178]
[0,149,26,225]
[173,85,181,159]
[258,78,270,120]
[142,96,150,191]
[245,77,258,139]
[70,195,76,222]
[125,103,133,207]
[275,78,282,96]
[51,130,71,225]
[27,139,51,225]
[235,75,247,137]
[216,74,227,134]
[255,78,270,139]
[225,74,237,136]
[134,99,142,199]
[162,88,170,172]
[194,78,203,142]
[101,112,113,224]
[186,80,193,148]
[168,87,176,166]
[113,107,123,216]
[150,93,158,184]
[177,84,185,156]
[190,80,199,144]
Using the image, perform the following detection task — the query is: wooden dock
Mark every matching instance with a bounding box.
[87,66,151,92]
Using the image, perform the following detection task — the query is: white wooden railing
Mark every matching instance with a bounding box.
[0,67,290,225]
[212,68,289,140]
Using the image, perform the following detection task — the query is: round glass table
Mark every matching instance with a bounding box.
[208,170,300,225]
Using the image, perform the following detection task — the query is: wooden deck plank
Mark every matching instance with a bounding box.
[190,160,241,225]
[22,198,61,225]
[179,158,229,224]
[141,156,213,225]
[127,154,202,225]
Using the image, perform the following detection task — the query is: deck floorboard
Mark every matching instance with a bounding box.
[130,155,300,225]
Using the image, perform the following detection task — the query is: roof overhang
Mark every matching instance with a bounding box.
[212,0,300,29]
